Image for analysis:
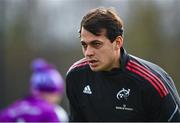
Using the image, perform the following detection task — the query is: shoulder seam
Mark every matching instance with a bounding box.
[67,58,88,74]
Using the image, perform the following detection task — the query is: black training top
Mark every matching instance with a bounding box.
[66,48,180,122]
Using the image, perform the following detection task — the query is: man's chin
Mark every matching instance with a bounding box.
[90,66,102,72]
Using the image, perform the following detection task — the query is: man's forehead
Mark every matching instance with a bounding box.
[81,27,107,36]
[80,28,107,42]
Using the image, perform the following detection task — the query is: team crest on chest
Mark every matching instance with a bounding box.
[116,88,130,100]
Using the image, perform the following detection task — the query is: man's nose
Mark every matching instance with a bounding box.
[85,46,94,57]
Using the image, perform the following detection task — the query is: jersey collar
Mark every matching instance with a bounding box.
[119,47,129,71]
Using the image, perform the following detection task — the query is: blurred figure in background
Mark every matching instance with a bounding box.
[0,58,68,122]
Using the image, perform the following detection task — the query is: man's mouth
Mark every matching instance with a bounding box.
[88,59,99,67]
[89,60,97,63]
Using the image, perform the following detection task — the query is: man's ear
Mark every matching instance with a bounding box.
[115,36,123,49]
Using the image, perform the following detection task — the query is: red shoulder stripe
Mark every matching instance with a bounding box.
[67,58,88,74]
[126,60,169,98]
[126,66,164,97]
[129,60,169,94]
[127,61,168,95]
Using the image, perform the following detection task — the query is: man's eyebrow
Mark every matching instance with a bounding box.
[81,40,101,43]
[91,40,101,43]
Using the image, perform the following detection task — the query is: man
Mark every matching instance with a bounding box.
[0,58,68,122]
[66,7,180,121]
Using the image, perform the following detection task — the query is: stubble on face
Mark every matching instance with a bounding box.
[80,27,120,72]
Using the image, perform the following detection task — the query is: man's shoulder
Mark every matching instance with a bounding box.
[66,58,89,75]
[126,55,169,98]
[128,55,167,75]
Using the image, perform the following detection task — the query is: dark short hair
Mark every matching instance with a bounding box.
[79,7,124,42]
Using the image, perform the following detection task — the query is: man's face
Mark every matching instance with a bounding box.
[80,27,120,71]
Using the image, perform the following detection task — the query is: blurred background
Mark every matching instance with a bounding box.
[0,0,180,113]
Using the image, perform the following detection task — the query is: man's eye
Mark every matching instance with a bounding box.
[81,43,87,49]
[92,42,102,48]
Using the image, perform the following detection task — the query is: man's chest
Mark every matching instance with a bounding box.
[76,73,147,121]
